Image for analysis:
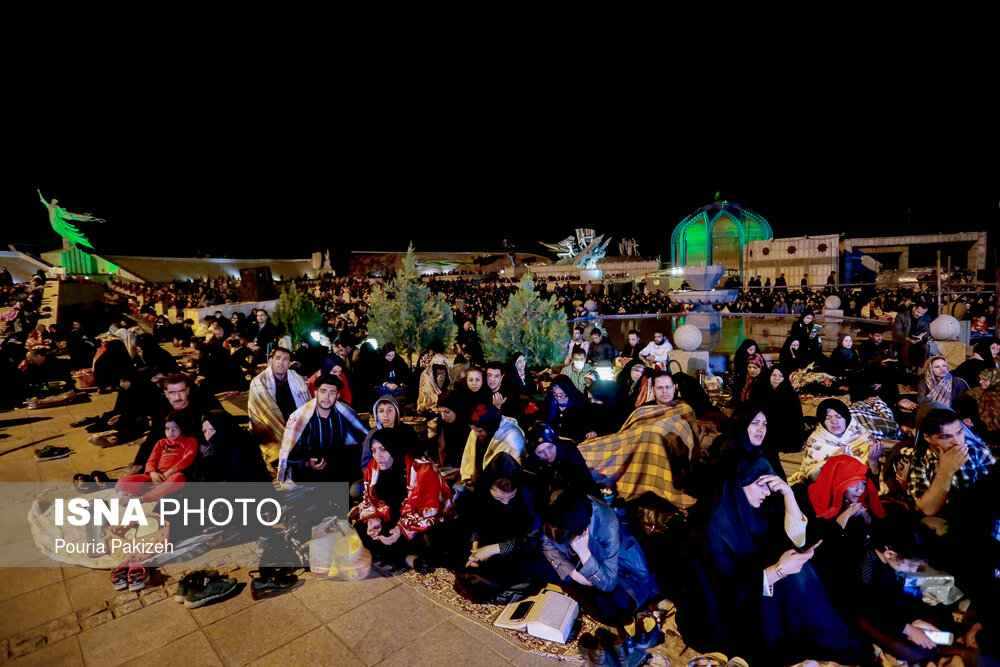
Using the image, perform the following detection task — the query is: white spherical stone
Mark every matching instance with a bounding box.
[673,324,703,351]
[930,314,961,341]
[823,295,842,310]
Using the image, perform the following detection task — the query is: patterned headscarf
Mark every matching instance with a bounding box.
[924,356,954,406]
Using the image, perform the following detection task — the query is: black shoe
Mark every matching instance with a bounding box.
[184,574,239,608]
[36,446,71,461]
[90,470,113,483]
[579,632,616,667]
[85,421,110,433]
[250,570,302,600]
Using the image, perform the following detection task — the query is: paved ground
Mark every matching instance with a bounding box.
[0,391,560,667]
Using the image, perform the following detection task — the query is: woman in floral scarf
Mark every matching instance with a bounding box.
[790,399,881,484]
[916,356,969,409]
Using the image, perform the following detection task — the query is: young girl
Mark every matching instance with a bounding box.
[115,412,197,502]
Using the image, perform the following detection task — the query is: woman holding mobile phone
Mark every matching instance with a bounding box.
[677,456,864,666]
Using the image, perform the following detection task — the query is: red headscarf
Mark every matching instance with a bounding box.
[808,454,887,520]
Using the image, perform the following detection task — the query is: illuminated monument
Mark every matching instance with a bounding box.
[38,190,108,275]
[670,201,772,282]
[540,228,612,281]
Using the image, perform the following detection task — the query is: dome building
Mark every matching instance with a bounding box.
[670,201,773,281]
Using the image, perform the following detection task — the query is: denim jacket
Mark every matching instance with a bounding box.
[542,497,659,607]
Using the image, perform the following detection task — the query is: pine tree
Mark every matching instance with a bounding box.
[366,244,458,368]
[271,285,322,346]
[479,273,565,367]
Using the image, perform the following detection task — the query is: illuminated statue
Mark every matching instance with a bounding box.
[540,228,611,269]
[38,190,105,249]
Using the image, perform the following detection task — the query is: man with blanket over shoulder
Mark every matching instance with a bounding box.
[249,347,311,467]
[277,374,369,484]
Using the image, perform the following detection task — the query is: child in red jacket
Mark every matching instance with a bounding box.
[116,413,197,502]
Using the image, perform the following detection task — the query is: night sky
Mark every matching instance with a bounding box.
[12,96,999,270]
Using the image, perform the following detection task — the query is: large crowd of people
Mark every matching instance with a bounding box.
[3,268,999,666]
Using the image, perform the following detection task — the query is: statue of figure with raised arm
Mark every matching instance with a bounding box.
[38,190,105,250]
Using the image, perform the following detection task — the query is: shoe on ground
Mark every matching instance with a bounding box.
[88,433,119,448]
[35,445,71,461]
[184,574,238,608]
[71,416,100,428]
[128,565,149,591]
[174,569,219,602]
[249,570,302,600]
[111,565,130,591]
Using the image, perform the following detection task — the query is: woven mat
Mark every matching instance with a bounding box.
[386,565,697,665]
[386,566,888,667]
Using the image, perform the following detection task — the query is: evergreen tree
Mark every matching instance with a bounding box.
[271,285,322,346]
[479,273,565,367]
[366,244,457,368]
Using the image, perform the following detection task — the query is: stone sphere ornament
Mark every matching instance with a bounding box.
[930,315,961,341]
[823,295,842,310]
[673,324,703,351]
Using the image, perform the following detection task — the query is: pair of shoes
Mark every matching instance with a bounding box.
[35,445,71,461]
[71,416,101,428]
[90,469,113,484]
[111,563,149,591]
[174,569,219,602]
[88,432,119,448]
[183,572,239,608]
[249,569,302,600]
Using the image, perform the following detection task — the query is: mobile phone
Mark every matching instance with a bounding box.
[923,630,953,645]
[509,600,534,623]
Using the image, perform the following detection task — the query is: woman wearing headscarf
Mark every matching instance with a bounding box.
[709,407,785,484]
[416,352,451,414]
[521,423,598,510]
[355,427,455,570]
[778,336,810,373]
[789,309,819,345]
[540,374,591,444]
[506,352,530,396]
[732,339,765,392]
[617,358,653,409]
[197,410,272,482]
[677,456,863,666]
[952,337,1000,388]
[916,356,969,409]
[732,359,763,409]
[807,454,888,558]
[434,390,470,469]
[827,333,861,378]
[359,394,419,473]
[790,398,881,485]
[444,452,549,601]
[92,338,134,393]
[751,365,805,454]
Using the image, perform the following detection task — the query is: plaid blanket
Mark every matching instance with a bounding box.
[849,398,901,439]
[578,402,699,509]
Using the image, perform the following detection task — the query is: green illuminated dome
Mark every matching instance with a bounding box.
[670,201,772,278]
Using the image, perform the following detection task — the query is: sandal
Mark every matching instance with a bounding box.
[73,473,98,494]
[111,565,130,590]
[128,564,149,591]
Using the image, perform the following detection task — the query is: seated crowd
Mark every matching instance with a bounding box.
[4,276,999,665]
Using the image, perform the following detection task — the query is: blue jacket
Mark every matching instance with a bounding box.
[542,497,659,608]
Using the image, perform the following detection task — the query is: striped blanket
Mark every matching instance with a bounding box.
[248,367,311,463]
[277,398,369,484]
[578,402,699,510]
